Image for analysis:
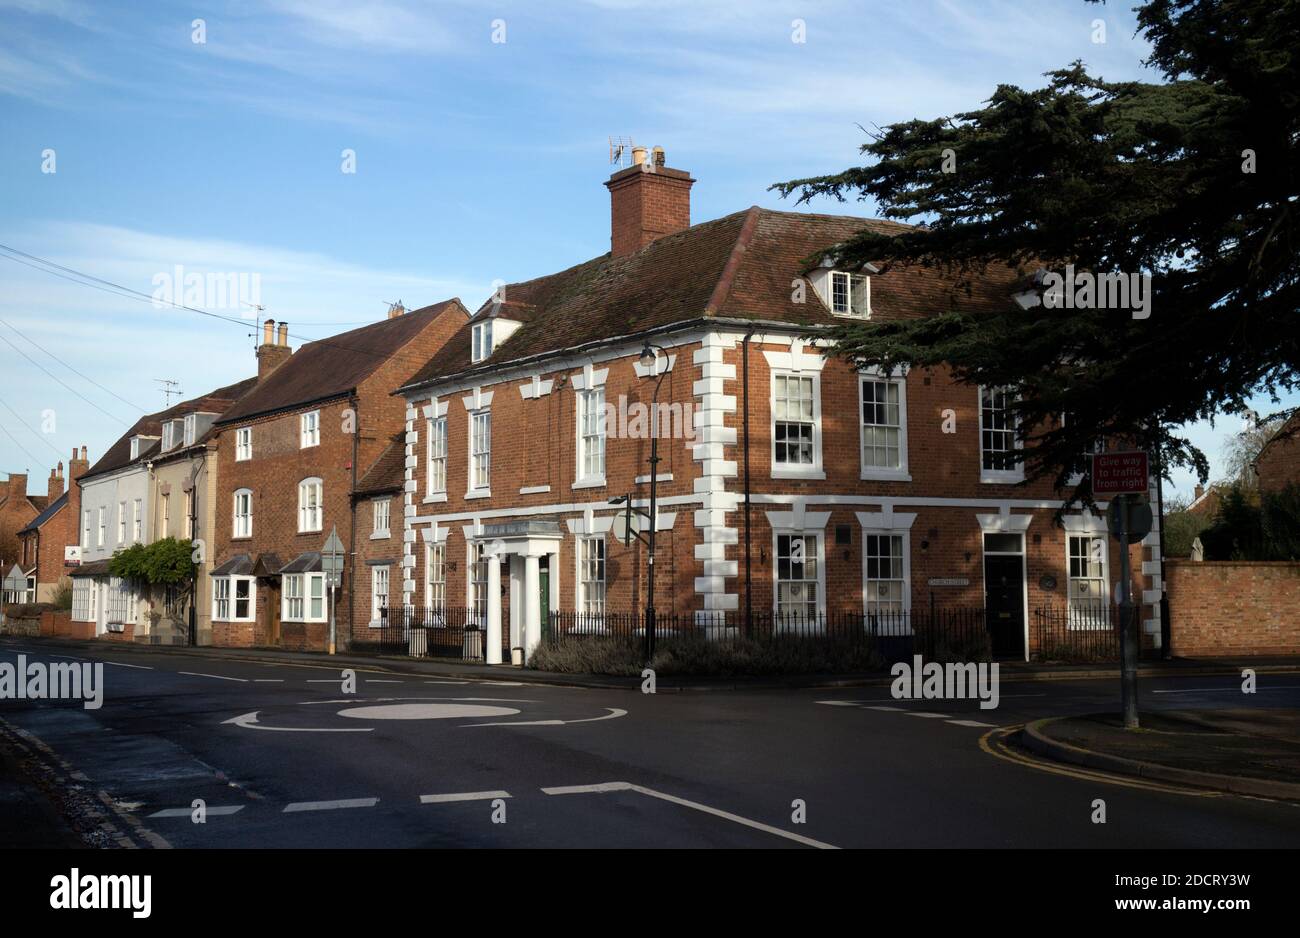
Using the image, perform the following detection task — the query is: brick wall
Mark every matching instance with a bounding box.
[1167,560,1300,656]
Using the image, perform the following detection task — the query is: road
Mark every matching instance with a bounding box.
[2,637,1298,848]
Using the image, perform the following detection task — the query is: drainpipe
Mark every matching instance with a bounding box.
[742,329,754,635]
[346,392,360,654]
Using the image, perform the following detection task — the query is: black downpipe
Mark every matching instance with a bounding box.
[743,330,753,634]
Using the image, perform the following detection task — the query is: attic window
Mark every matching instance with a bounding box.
[471,321,493,363]
[161,424,174,451]
[184,414,197,447]
[831,271,871,318]
[130,438,141,460]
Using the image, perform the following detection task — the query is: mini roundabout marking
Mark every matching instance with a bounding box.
[221,696,628,733]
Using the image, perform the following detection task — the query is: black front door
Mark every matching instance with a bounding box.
[984,554,1025,659]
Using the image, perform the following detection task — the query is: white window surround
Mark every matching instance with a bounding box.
[118,501,126,543]
[235,427,252,461]
[471,321,493,363]
[765,507,830,621]
[975,511,1034,535]
[298,477,323,533]
[424,400,449,502]
[370,565,391,625]
[574,385,607,488]
[772,531,826,621]
[978,386,1025,484]
[424,542,447,608]
[371,497,391,539]
[1063,512,1111,628]
[300,410,320,449]
[282,572,327,623]
[807,264,879,318]
[233,488,253,539]
[97,506,105,547]
[212,575,255,622]
[132,499,141,542]
[466,398,492,496]
[858,368,911,481]
[770,371,823,480]
[518,374,555,400]
[576,535,606,615]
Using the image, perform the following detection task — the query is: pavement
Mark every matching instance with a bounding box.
[3,635,1300,848]
[1024,709,1300,800]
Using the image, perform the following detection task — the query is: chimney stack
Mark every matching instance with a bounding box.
[1194,484,1205,500]
[605,147,694,258]
[47,463,63,503]
[387,301,405,320]
[257,317,292,380]
[67,446,89,532]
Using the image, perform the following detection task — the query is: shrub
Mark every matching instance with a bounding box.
[50,577,73,611]
[529,634,884,676]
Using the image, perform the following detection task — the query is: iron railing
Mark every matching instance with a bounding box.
[1032,603,1123,661]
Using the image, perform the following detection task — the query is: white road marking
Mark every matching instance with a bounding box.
[254,679,283,683]
[149,805,244,818]
[306,679,345,683]
[180,671,247,682]
[542,782,837,849]
[424,680,470,685]
[1152,687,1289,694]
[866,705,905,712]
[338,703,520,720]
[465,708,628,727]
[365,679,403,684]
[222,711,372,733]
[815,700,861,707]
[419,790,511,804]
[103,661,152,670]
[907,712,953,719]
[478,681,523,687]
[947,719,997,728]
[283,798,378,813]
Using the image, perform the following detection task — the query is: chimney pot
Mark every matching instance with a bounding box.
[80,446,86,461]
[605,150,694,257]
[277,322,288,346]
[262,319,275,345]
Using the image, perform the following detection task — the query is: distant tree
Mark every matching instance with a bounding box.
[1161,494,1212,558]
[1199,482,1300,560]
[1223,415,1285,490]
[773,0,1300,498]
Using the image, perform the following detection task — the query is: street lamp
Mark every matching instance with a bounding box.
[638,340,669,662]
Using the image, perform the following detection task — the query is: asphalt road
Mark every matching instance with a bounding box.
[2,637,1299,848]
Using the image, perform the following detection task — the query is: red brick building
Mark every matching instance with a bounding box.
[395,151,1161,663]
[207,303,468,650]
[15,448,91,603]
[1255,413,1300,494]
[0,471,49,586]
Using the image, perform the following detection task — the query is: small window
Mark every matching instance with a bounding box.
[130,438,141,460]
[371,565,390,624]
[776,534,819,619]
[233,489,253,538]
[427,416,447,495]
[471,321,493,363]
[773,374,817,468]
[1067,535,1108,627]
[118,501,126,543]
[298,478,323,533]
[425,543,446,608]
[470,411,491,491]
[161,424,175,451]
[980,386,1023,481]
[831,271,870,318]
[300,411,320,448]
[132,498,141,542]
[235,427,252,461]
[184,414,197,447]
[578,537,606,615]
[372,498,391,538]
[578,388,606,481]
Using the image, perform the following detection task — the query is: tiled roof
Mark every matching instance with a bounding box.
[80,377,258,483]
[18,491,67,534]
[354,433,405,496]
[400,207,1026,392]
[215,300,468,426]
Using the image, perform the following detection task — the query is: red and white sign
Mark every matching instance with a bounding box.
[1092,451,1149,496]
[64,545,81,567]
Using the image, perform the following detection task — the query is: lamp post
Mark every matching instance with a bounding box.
[638,340,669,662]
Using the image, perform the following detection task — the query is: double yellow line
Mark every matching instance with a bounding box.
[978,724,1221,797]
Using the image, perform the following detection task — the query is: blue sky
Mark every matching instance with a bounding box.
[0,0,1285,501]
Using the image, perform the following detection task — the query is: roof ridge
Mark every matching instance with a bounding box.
[703,205,762,317]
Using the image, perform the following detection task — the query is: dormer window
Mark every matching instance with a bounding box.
[183,414,197,447]
[471,321,493,363]
[830,271,871,318]
[161,424,175,451]
[130,437,141,460]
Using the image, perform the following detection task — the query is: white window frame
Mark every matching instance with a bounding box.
[861,529,912,630]
[162,423,175,451]
[297,477,323,533]
[183,413,197,447]
[235,426,252,461]
[232,488,253,539]
[370,565,390,625]
[771,371,823,479]
[978,385,1025,483]
[132,498,141,542]
[97,506,105,548]
[576,536,606,615]
[160,493,170,539]
[469,410,491,494]
[830,270,871,319]
[371,497,391,539]
[212,575,255,622]
[575,387,607,485]
[772,530,826,624]
[82,509,91,549]
[184,490,194,539]
[468,542,488,624]
[424,542,446,609]
[858,370,910,481]
[282,572,328,623]
[471,321,493,363]
[1065,529,1110,630]
[300,410,320,449]
[118,501,126,543]
[426,415,447,498]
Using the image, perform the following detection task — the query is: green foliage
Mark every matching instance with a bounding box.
[772,0,1300,496]
[1162,508,1212,558]
[107,537,195,585]
[1199,483,1300,560]
[51,577,73,611]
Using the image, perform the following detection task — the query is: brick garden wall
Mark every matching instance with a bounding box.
[1166,560,1300,656]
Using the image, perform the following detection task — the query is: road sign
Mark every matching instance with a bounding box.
[1108,497,1153,542]
[1092,451,1150,496]
[321,528,345,573]
[2,565,27,592]
[612,507,642,546]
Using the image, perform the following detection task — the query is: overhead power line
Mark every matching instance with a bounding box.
[0,331,133,427]
[0,317,148,413]
[0,393,65,461]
